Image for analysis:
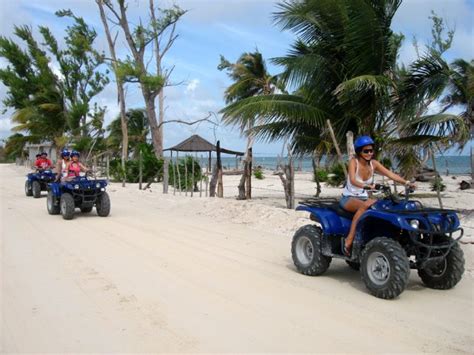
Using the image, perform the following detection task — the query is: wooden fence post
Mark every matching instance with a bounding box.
[185,158,188,197]
[217,141,223,198]
[191,155,195,197]
[326,119,347,177]
[245,147,252,199]
[430,145,443,209]
[163,159,169,194]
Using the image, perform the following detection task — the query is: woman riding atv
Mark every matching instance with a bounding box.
[55,149,70,181]
[340,136,416,256]
[64,151,89,181]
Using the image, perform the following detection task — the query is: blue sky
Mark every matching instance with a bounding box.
[0,0,473,156]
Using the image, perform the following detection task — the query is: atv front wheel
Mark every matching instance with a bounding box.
[96,192,110,217]
[418,242,464,290]
[32,181,41,198]
[60,193,75,220]
[47,191,60,215]
[291,224,331,276]
[25,181,32,196]
[360,237,410,299]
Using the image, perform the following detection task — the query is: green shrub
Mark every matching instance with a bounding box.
[169,156,202,191]
[253,167,264,180]
[313,168,328,182]
[109,143,163,183]
[430,176,446,192]
[326,163,346,187]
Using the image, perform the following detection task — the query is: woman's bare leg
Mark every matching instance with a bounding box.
[343,198,376,251]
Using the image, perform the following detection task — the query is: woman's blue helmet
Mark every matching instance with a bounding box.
[71,150,80,157]
[61,149,70,158]
[354,136,375,152]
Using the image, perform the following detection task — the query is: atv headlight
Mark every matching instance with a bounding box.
[409,219,420,229]
[96,182,101,188]
[74,184,80,190]
[100,188,105,191]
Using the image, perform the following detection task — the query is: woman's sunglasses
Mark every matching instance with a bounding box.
[362,149,374,154]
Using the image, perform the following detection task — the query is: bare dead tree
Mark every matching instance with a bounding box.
[103,0,186,158]
[96,0,128,187]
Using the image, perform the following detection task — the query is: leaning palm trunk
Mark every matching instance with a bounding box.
[237,135,254,199]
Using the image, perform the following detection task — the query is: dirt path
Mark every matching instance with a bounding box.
[1,164,473,353]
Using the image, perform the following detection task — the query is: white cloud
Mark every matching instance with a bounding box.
[185,78,200,95]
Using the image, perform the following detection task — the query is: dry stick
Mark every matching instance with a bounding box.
[471,146,474,182]
[185,158,188,197]
[200,154,203,197]
[430,145,443,209]
[217,141,223,198]
[177,152,182,195]
[326,119,347,177]
[172,152,176,195]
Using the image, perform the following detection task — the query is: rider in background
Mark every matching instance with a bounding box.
[65,151,89,180]
[35,152,53,170]
[55,149,70,181]
[340,136,415,256]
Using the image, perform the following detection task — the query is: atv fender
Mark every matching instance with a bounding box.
[296,205,351,234]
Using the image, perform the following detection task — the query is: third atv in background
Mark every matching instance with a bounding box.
[25,169,57,198]
[292,184,464,299]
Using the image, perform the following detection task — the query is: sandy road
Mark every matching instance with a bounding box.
[1,164,473,353]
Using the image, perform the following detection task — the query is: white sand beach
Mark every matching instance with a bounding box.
[1,163,473,353]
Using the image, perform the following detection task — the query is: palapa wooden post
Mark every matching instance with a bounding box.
[163,159,169,194]
[217,141,224,198]
[139,149,143,190]
[209,163,217,197]
[208,151,211,173]
[326,119,347,177]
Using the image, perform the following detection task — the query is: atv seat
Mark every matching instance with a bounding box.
[329,204,355,220]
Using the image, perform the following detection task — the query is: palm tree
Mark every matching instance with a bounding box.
[218,50,281,198]
[221,0,402,155]
[107,109,149,158]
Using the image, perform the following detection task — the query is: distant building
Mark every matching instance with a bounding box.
[24,143,58,163]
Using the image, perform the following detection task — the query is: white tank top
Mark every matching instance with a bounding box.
[61,160,68,178]
[342,159,374,198]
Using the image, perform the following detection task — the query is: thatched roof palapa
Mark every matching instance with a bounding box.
[164,134,244,156]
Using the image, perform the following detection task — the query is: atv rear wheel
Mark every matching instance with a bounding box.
[60,193,75,220]
[80,206,93,213]
[32,181,41,198]
[291,224,331,276]
[360,237,410,299]
[25,181,32,196]
[96,192,110,217]
[418,242,464,290]
[47,190,60,215]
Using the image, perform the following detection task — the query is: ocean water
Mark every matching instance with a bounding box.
[217,155,472,175]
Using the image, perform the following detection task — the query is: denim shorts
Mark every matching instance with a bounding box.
[339,195,368,209]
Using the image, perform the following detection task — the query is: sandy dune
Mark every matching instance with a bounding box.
[1,164,473,353]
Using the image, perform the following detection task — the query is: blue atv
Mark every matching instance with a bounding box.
[47,173,110,220]
[25,169,57,198]
[292,185,465,299]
